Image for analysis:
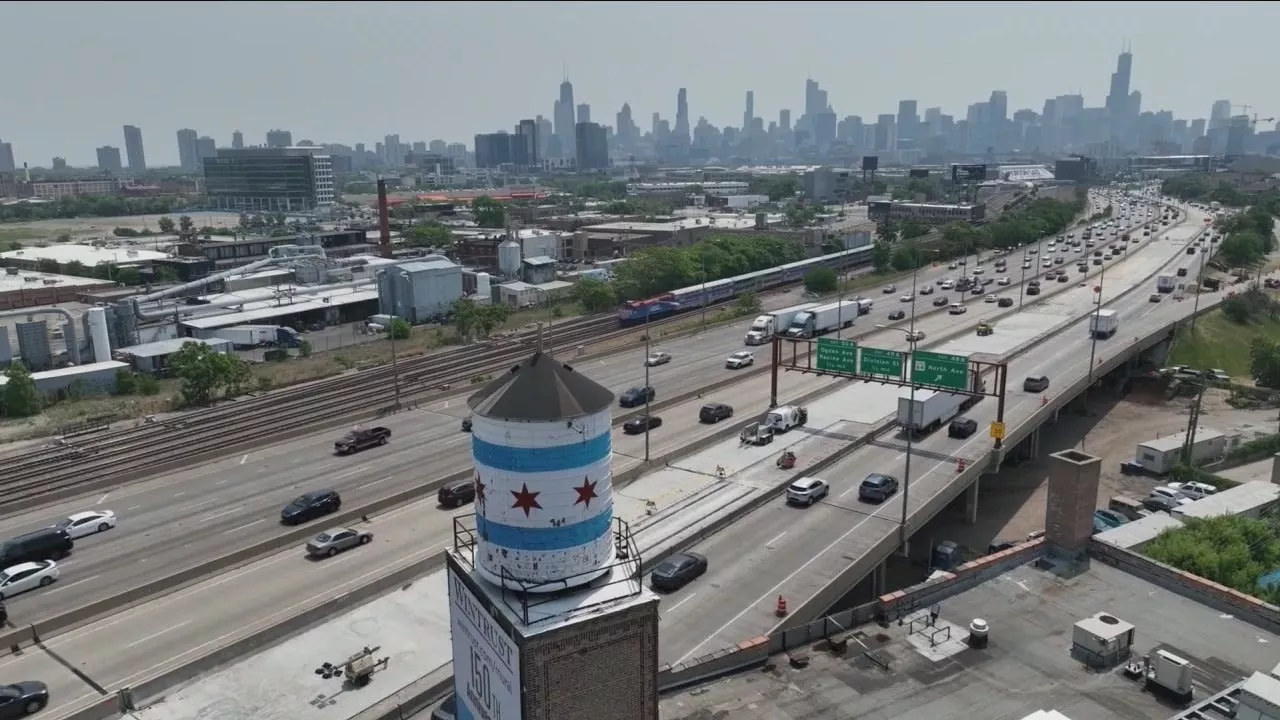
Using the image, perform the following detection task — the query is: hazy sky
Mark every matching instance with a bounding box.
[3,1,1278,167]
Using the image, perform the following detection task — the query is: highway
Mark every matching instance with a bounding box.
[0,195,1144,627]
[657,203,1208,665]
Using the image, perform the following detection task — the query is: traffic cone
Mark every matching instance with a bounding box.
[956,458,966,473]
[775,595,788,617]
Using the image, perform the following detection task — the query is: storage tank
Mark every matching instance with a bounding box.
[87,307,112,364]
[0,328,12,366]
[467,352,616,591]
[497,238,522,277]
[475,272,492,303]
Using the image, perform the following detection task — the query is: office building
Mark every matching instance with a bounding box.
[122,125,146,171]
[203,147,334,213]
[513,119,539,170]
[96,146,123,172]
[574,122,609,171]
[265,129,293,148]
[555,79,576,158]
[0,140,14,173]
[474,132,512,169]
[576,103,591,124]
[176,128,199,172]
[231,130,244,149]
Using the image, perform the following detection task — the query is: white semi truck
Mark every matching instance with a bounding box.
[1089,309,1120,339]
[744,302,819,345]
[1156,275,1176,293]
[897,387,982,436]
[782,299,860,339]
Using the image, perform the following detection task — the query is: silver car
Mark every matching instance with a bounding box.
[305,527,373,558]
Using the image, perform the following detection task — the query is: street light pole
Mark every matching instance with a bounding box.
[380,270,405,409]
[1086,264,1107,387]
[1189,241,1208,334]
[879,256,926,555]
[643,311,652,462]
[700,256,708,331]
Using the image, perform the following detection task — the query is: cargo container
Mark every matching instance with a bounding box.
[744,302,819,345]
[1089,309,1120,339]
[782,299,859,339]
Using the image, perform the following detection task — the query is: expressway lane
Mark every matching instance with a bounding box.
[657,204,1208,664]
[0,197,1161,626]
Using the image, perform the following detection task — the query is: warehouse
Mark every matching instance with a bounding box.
[117,337,232,375]
[1132,427,1238,475]
[0,360,129,398]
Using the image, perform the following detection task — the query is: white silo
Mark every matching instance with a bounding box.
[86,307,112,363]
[467,352,616,591]
[475,272,492,303]
[497,238,522,277]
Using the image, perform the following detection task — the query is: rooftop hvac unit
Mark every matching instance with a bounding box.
[1071,612,1134,669]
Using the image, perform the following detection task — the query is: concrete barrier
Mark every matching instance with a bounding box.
[1089,539,1280,635]
[875,537,1046,622]
[655,635,770,692]
[348,664,455,720]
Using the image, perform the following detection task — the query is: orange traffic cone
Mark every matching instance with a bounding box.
[775,595,788,617]
[956,458,966,473]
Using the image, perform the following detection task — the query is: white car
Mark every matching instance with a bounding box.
[997,276,1011,286]
[940,280,954,290]
[644,351,672,367]
[54,510,118,539]
[899,294,914,303]
[984,294,998,303]
[1166,481,1217,501]
[948,303,967,315]
[725,351,754,369]
[0,560,59,599]
[906,330,926,342]
[1149,486,1194,506]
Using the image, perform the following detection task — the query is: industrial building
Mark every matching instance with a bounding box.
[573,215,762,261]
[1,244,170,271]
[1132,427,1238,475]
[803,166,854,203]
[0,360,129,398]
[0,267,113,310]
[117,337,232,375]
[374,258,464,323]
[453,228,565,274]
[866,196,986,225]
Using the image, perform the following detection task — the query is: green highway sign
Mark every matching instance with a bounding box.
[911,350,969,391]
[815,337,857,374]
[858,346,904,378]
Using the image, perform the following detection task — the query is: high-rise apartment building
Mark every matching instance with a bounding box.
[574,122,608,171]
[122,125,146,171]
[265,129,293,148]
[176,128,199,172]
[383,134,402,166]
[896,100,919,146]
[203,147,333,213]
[196,137,217,169]
[96,146,123,172]
[744,91,754,132]
[0,140,15,173]
[779,109,791,132]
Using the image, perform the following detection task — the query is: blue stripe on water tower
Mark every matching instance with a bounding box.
[471,432,611,474]
[476,508,614,551]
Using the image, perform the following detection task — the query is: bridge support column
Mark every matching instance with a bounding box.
[964,476,980,525]
[873,560,888,596]
[1029,427,1041,459]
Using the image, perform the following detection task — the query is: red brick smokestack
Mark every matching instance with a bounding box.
[376,179,393,259]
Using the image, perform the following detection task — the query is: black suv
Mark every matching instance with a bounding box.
[0,528,73,566]
[619,386,655,408]
[699,403,733,424]
[948,417,978,438]
[438,479,476,508]
[1023,375,1050,393]
[280,490,342,525]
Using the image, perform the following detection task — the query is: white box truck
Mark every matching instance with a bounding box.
[1089,309,1120,339]
[897,387,981,436]
[744,302,819,345]
[782,299,859,339]
[855,297,874,315]
[1156,275,1176,293]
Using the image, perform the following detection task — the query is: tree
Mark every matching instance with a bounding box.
[611,235,805,300]
[803,267,838,295]
[1218,230,1265,269]
[1,361,43,417]
[177,215,196,242]
[1250,336,1280,388]
[168,341,251,406]
[871,241,892,274]
[735,292,761,316]
[472,304,510,337]
[471,196,506,228]
[570,277,616,313]
[157,216,175,234]
[890,242,923,272]
[388,317,411,340]
[409,223,453,247]
[899,220,929,241]
[875,221,899,245]
[1142,515,1280,605]
[452,298,479,340]
[451,299,511,340]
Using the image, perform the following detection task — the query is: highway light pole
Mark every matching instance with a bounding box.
[643,311,652,462]
[876,317,920,555]
[1086,264,1107,387]
[699,255,708,330]
[1189,243,1208,334]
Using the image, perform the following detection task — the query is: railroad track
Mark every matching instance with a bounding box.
[0,308,718,507]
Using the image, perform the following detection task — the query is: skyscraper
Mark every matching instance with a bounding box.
[513,119,539,169]
[674,88,690,145]
[574,122,609,171]
[176,128,199,172]
[266,129,293,148]
[555,79,576,158]
[122,125,146,171]
[744,91,754,132]
[96,146,123,172]
[231,130,244,149]
[0,140,17,173]
[576,103,591,124]
[1106,49,1133,116]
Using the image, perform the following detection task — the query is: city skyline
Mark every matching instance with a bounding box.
[2,2,1277,166]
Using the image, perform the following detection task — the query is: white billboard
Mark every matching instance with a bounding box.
[449,566,522,720]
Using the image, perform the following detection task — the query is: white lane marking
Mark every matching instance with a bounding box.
[765,531,787,547]
[359,476,392,490]
[125,505,141,512]
[221,518,265,535]
[200,508,241,523]
[333,466,368,480]
[96,494,109,506]
[125,621,190,649]
[838,484,861,499]
[43,574,99,595]
[665,593,697,614]
[240,454,248,465]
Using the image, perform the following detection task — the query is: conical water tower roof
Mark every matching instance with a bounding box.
[467,351,613,422]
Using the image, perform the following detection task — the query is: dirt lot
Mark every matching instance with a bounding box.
[905,384,1279,565]
[2,211,240,243]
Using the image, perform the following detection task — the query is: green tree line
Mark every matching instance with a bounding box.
[0,195,191,223]
[609,235,806,301]
[1143,515,1280,605]
[1214,205,1278,270]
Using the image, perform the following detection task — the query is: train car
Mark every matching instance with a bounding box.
[617,246,874,326]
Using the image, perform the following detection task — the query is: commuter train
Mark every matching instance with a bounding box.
[617,246,874,325]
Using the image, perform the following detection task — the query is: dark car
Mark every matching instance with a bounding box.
[858,473,899,503]
[948,417,978,438]
[1142,496,1180,513]
[1057,274,1069,283]
[997,297,1014,307]
[970,287,984,296]
[623,415,662,435]
[1025,285,1041,296]
[699,403,733,424]
[437,479,475,508]
[650,552,708,592]
[1023,375,1050,393]
[333,426,391,455]
[932,296,949,307]
[1175,267,1188,277]
[0,682,48,717]
[280,490,342,525]
[618,386,655,408]
[0,528,73,567]
[887,309,906,321]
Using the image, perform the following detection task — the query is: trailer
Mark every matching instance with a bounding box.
[219,325,302,349]
[1089,309,1119,339]
[744,302,819,345]
[855,297,874,315]
[781,299,859,339]
[897,386,982,436]
[1156,275,1176,294]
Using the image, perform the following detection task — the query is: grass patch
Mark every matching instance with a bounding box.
[0,226,52,247]
[1168,308,1280,378]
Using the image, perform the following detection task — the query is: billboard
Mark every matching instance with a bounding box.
[951,164,987,183]
[450,566,522,720]
[908,168,930,179]
[861,155,879,172]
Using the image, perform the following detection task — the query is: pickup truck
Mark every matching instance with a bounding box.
[334,426,392,455]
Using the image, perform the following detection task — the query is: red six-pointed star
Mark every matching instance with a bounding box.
[573,477,599,509]
[474,473,486,506]
[510,483,542,517]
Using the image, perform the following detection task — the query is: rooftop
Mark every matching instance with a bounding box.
[117,337,229,359]
[468,351,614,422]
[0,270,111,292]
[1140,428,1229,453]
[1,244,170,266]
[660,562,1280,720]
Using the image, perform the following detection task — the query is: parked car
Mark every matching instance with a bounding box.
[858,473,899,503]
[785,477,830,507]
[698,403,734,424]
[1093,509,1130,530]
[623,415,662,435]
[280,490,342,525]
[305,527,373,558]
[650,552,708,592]
[1149,486,1194,506]
[52,510,117,539]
